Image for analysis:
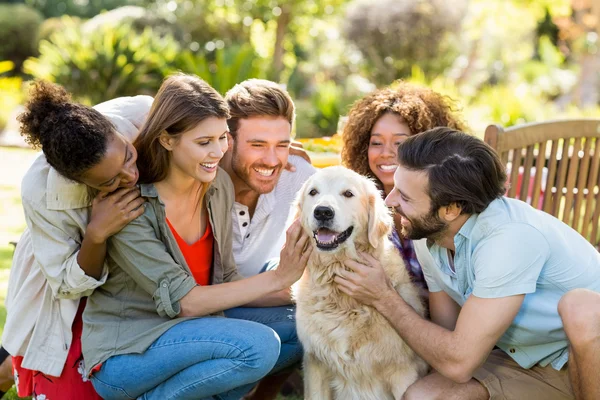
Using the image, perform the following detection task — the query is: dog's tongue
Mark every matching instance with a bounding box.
[316,228,337,242]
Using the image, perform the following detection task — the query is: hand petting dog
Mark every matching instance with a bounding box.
[335,252,398,307]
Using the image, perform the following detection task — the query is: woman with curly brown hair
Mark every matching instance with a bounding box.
[341,81,466,294]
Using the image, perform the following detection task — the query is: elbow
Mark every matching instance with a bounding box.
[442,362,476,384]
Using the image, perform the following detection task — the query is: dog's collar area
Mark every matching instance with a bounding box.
[313,226,354,250]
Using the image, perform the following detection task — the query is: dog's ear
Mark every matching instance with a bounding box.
[367,186,393,249]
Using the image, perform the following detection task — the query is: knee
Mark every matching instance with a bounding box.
[558,289,600,345]
[243,325,281,377]
[402,380,441,400]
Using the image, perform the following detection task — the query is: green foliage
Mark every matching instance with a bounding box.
[176,44,267,95]
[0,4,43,74]
[344,0,466,84]
[24,17,180,105]
[38,15,82,42]
[24,0,144,18]
[0,61,24,131]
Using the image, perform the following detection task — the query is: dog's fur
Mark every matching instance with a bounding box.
[292,166,428,400]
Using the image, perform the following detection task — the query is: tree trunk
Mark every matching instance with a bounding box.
[271,3,291,82]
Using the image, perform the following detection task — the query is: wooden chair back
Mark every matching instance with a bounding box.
[484,120,600,250]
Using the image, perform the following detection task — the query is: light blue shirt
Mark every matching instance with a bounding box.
[416,197,600,370]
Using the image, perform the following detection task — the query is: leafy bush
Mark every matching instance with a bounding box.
[24,17,181,105]
[38,16,82,42]
[344,0,468,85]
[24,0,142,19]
[0,61,24,132]
[0,4,43,74]
[176,44,267,95]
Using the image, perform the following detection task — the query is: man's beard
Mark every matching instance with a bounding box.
[399,208,447,241]
[230,142,281,195]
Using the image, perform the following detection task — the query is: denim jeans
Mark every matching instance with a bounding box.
[91,317,280,400]
[91,259,303,400]
[224,257,302,375]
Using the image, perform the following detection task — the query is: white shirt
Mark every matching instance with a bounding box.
[232,155,315,277]
[2,95,153,376]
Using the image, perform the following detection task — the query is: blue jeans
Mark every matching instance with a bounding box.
[92,260,303,400]
[91,317,280,400]
[223,257,302,376]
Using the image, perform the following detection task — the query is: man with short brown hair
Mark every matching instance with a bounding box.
[220,79,315,399]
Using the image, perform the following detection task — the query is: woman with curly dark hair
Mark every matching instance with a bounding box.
[341,81,466,295]
[3,80,152,399]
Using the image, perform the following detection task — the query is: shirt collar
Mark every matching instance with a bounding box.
[139,182,218,199]
[46,167,92,210]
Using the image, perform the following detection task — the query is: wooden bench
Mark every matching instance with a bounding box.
[485,120,600,250]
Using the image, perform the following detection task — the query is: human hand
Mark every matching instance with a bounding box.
[87,187,145,243]
[334,252,396,307]
[274,219,313,288]
[285,140,312,171]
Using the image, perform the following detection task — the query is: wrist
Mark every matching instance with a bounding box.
[85,226,107,245]
[268,269,289,292]
[373,287,400,312]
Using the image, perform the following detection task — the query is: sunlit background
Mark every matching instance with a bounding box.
[1,1,600,397]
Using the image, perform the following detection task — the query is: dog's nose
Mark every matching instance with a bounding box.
[314,206,334,221]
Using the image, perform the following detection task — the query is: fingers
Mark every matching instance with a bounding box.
[359,251,378,264]
[343,259,370,275]
[334,275,358,295]
[127,202,146,220]
[114,188,141,206]
[285,219,303,244]
[125,197,146,216]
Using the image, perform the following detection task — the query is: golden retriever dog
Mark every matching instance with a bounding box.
[292,166,428,400]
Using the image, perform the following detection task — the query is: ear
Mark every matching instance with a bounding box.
[227,133,234,151]
[159,131,175,151]
[439,202,462,222]
[367,189,393,249]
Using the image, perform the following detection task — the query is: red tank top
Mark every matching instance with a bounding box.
[166,218,214,286]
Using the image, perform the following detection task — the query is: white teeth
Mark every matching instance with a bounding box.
[379,164,398,172]
[201,162,217,169]
[254,168,275,176]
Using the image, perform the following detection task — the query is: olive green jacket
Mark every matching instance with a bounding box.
[81,169,243,376]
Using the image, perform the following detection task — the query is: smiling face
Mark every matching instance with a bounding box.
[385,164,448,240]
[229,116,292,195]
[368,113,412,194]
[297,166,392,253]
[80,132,139,192]
[162,117,229,183]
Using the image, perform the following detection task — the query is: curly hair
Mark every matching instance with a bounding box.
[18,80,115,181]
[341,81,467,189]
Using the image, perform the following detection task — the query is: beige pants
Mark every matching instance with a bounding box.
[473,350,574,400]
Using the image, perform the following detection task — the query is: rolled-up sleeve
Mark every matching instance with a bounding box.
[107,205,197,318]
[22,197,108,299]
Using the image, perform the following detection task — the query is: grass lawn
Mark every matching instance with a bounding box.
[0,146,302,399]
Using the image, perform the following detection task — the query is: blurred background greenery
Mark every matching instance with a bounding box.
[1,1,600,398]
[2,0,600,144]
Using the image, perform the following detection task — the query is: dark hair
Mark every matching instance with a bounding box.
[341,81,466,189]
[225,79,294,137]
[134,73,230,184]
[398,127,507,214]
[18,80,115,181]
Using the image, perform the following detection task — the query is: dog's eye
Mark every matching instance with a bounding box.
[309,188,318,196]
[343,190,354,198]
